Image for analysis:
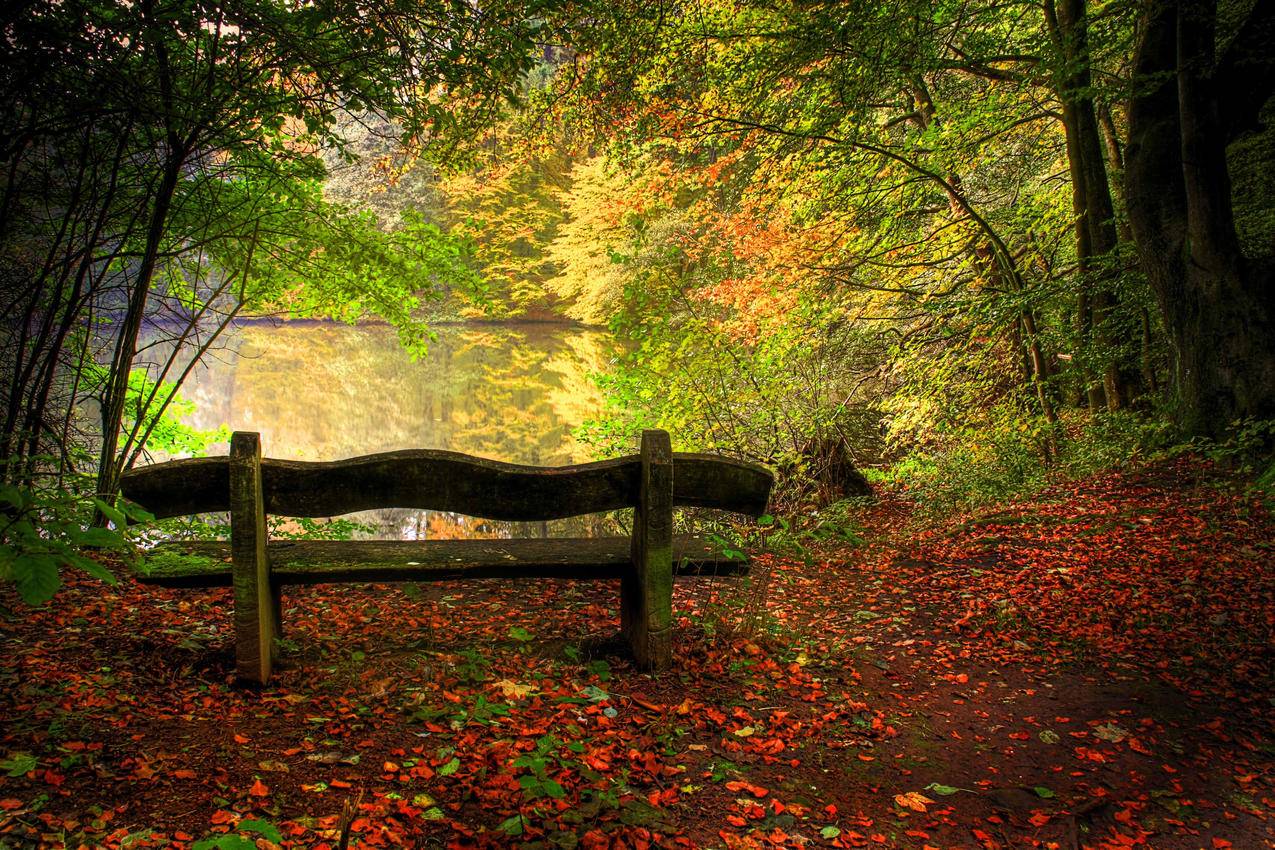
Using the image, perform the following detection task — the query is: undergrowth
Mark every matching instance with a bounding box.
[869,412,1275,518]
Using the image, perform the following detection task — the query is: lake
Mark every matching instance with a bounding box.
[157,320,622,539]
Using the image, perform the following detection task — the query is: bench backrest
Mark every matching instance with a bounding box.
[121,431,773,521]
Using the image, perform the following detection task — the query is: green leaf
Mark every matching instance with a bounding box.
[508,626,533,642]
[13,555,60,606]
[92,498,127,528]
[0,484,25,508]
[120,500,156,523]
[237,818,283,842]
[497,815,524,836]
[925,783,960,796]
[439,757,460,776]
[192,836,257,850]
[1033,786,1056,799]
[820,826,841,839]
[0,753,37,777]
[73,527,126,550]
[70,554,117,584]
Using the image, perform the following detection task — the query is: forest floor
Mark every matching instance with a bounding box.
[1,458,1273,850]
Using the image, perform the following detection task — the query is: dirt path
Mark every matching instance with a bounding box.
[1,460,1271,849]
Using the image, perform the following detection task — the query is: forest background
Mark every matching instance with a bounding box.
[2,0,1274,602]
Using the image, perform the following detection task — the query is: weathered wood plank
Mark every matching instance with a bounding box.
[119,456,229,518]
[230,432,275,685]
[623,430,674,671]
[672,454,773,518]
[134,536,750,587]
[121,450,772,520]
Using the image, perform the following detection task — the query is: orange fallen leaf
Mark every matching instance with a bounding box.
[893,791,934,812]
[249,778,269,797]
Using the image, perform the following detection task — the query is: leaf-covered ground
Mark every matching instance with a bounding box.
[2,459,1272,849]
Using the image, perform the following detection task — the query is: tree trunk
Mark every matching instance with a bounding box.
[94,147,184,500]
[1049,0,1141,411]
[1125,0,1275,437]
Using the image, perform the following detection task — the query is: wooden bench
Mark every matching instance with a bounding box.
[120,430,773,684]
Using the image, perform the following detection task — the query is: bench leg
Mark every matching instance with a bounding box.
[624,430,674,670]
[231,432,275,685]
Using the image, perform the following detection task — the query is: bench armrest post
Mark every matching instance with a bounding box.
[230,431,276,685]
[623,429,674,671]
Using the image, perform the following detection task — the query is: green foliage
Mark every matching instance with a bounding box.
[512,734,575,801]
[192,818,281,850]
[78,364,229,461]
[0,479,149,606]
[153,513,374,543]
[268,517,376,542]
[0,753,38,777]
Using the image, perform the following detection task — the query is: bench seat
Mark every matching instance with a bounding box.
[137,535,749,588]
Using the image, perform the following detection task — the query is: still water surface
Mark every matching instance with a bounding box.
[164,320,621,539]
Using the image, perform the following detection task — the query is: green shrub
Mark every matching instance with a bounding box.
[0,480,148,605]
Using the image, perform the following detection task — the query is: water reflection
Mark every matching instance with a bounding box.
[169,320,623,539]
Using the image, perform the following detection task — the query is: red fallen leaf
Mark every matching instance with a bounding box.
[233,733,249,745]
[174,831,193,841]
[971,828,993,844]
[1029,812,1050,827]
[0,799,23,811]
[725,780,768,797]
[249,778,269,797]
[330,779,352,789]
[725,815,747,827]
[210,810,235,824]
[1212,840,1232,849]
[172,769,197,780]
